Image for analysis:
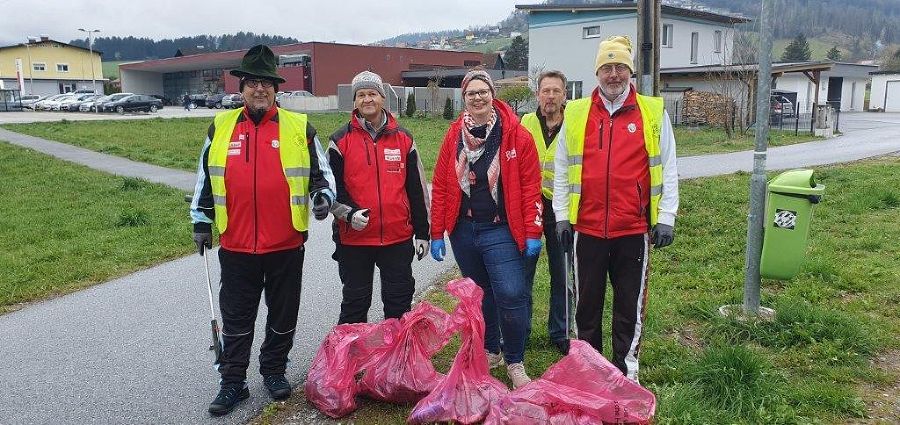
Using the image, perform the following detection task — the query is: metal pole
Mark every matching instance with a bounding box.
[78,29,100,94]
[24,40,34,95]
[637,0,656,96]
[742,0,775,316]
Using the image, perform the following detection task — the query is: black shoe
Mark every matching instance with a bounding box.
[263,374,292,400]
[208,385,249,416]
[553,339,571,355]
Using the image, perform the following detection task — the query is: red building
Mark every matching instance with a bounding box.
[119,42,486,102]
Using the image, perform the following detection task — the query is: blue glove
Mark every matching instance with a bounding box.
[430,239,446,261]
[525,238,542,257]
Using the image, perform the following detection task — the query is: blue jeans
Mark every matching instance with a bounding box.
[523,199,570,342]
[450,220,529,364]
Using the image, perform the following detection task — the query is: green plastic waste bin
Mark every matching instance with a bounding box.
[760,169,825,280]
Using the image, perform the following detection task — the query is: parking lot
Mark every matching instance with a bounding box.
[0,107,219,124]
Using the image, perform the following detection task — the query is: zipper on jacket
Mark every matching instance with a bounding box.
[637,182,644,217]
[244,132,250,163]
[371,134,385,244]
[598,120,603,150]
[605,118,613,238]
[253,125,259,253]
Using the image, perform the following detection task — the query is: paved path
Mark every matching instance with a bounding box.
[0,112,898,424]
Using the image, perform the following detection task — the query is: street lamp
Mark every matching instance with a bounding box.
[78,28,100,94]
[23,37,36,95]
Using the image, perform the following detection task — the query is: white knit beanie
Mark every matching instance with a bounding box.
[351,71,386,98]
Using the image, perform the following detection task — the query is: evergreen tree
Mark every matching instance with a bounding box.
[405,93,417,117]
[781,33,812,62]
[443,97,455,120]
[826,45,843,61]
[504,36,529,70]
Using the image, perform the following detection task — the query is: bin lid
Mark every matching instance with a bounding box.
[768,169,825,195]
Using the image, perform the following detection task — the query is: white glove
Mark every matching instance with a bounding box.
[415,239,429,261]
[351,209,370,231]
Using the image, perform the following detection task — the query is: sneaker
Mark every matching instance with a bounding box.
[208,385,249,416]
[486,351,505,369]
[507,362,532,389]
[263,374,292,400]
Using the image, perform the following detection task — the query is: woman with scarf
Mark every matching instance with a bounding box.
[429,69,543,389]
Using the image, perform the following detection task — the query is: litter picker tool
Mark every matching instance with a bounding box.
[203,250,223,365]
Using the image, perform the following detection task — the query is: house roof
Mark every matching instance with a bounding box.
[515,3,750,24]
[0,39,103,55]
[661,61,834,76]
[870,70,900,75]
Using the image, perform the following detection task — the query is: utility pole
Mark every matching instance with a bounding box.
[78,28,100,94]
[742,0,775,316]
[24,37,35,95]
[636,0,660,96]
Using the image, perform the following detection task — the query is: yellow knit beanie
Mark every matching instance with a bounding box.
[594,36,635,75]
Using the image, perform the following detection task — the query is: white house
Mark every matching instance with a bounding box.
[516,2,748,99]
[772,62,877,113]
[869,71,900,112]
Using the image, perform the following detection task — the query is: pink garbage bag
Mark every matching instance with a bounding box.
[484,339,656,424]
[304,321,398,418]
[408,278,509,424]
[358,302,453,403]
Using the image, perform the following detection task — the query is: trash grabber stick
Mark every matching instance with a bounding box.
[203,251,223,364]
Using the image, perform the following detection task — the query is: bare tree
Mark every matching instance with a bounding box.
[427,69,445,116]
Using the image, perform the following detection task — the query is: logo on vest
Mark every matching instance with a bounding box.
[271,139,280,149]
[505,149,517,161]
[384,148,401,162]
[229,141,241,148]
[628,123,637,133]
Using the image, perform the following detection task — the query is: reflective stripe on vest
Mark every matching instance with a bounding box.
[207,108,311,234]
[521,112,558,199]
[563,94,664,226]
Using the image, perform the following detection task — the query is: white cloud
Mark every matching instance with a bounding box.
[1,0,523,46]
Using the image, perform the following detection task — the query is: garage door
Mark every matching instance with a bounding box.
[886,80,900,112]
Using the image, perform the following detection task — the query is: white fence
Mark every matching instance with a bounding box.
[280,95,338,112]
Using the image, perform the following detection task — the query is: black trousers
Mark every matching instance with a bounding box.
[574,233,649,380]
[336,240,415,324]
[217,246,304,387]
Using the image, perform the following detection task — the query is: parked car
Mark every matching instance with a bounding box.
[189,94,207,108]
[205,93,227,109]
[47,94,79,111]
[66,94,101,111]
[33,94,66,111]
[770,94,795,118]
[102,94,164,114]
[287,90,313,97]
[221,93,243,109]
[21,95,45,110]
[59,94,98,111]
[88,93,133,112]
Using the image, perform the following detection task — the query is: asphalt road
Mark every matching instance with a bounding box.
[0,112,897,424]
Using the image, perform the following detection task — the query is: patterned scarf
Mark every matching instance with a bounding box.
[456,109,501,203]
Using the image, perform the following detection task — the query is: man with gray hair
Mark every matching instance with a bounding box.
[327,70,430,324]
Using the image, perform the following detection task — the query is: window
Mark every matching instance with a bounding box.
[690,32,699,64]
[566,81,583,100]
[583,26,603,39]
[57,63,69,72]
[33,63,46,71]
[662,24,674,47]
[714,30,722,53]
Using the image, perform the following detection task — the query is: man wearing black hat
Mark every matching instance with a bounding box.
[189,45,336,415]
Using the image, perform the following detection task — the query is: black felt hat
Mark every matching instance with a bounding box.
[229,45,286,83]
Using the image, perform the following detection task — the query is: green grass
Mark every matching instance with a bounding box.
[674,126,819,156]
[297,157,900,424]
[774,37,840,61]
[461,37,513,54]
[0,142,192,310]
[1,114,449,179]
[102,61,127,80]
[2,115,819,180]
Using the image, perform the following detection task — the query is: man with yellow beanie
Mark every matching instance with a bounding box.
[551,35,679,382]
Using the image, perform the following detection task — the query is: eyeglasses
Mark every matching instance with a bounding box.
[464,89,492,100]
[244,79,274,89]
[598,64,631,76]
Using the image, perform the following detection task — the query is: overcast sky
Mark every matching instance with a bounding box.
[0,0,525,47]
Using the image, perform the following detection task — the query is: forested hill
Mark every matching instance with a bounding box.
[68,32,300,61]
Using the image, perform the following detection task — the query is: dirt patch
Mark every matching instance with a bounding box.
[851,349,900,424]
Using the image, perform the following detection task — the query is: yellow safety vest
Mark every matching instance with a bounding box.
[521,112,559,199]
[207,107,311,234]
[563,94,664,226]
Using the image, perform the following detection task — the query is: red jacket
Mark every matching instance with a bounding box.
[576,86,651,239]
[328,110,430,246]
[431,99,543,250]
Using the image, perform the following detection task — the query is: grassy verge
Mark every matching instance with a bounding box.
[0,142,192,312]
[2,115,820,178]
[674,126,819,156]
[254,157,899,424]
